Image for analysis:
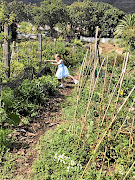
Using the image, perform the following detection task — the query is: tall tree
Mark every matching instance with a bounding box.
[34,0,69,36]
[94,2,125,37]
[68,0,98,36]
[68,1,125,37]
[8,0,34,22]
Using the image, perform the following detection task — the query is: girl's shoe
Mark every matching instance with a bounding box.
[74,79,79,84]
[59,84,64,88]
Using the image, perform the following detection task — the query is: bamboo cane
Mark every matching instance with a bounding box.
[81,47,92,89]
[115,52,129,109]
[74,49,89,118]
[101,55,129,126]
[115,100,135,140]
[98,56,109,124]
[94,26,99,71]
[80,86,135,179]
[73,49,89,132]
[107,56,117,96]
[129,116,134,148]
[86,58,105,119]
[114,116,128,140]
[78,58,105,146]
[87,53,100,105]
[98,146,107,180]
[123,161,135,180]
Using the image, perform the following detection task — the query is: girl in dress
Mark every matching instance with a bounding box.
[45,54,78,88]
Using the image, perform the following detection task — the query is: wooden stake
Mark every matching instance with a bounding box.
[98,146,107,180]
[129,116,134,148]
[4,23,11,79]
[94,26,98,69]
[101,54,129,126]
[80,86,135,179]
[123,161,135,180]
[78,58,105,146]
[107,56,117,96]
[115,100,135,140]
[39,34,42,68]
[73,49,89,132]
[115,52,129,109]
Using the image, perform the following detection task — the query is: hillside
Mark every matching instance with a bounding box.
[92,0,135,13]
[5,0,135,13]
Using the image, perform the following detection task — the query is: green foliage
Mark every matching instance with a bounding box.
[0,128,11,152]
[114,14,135,50]
[68,1,97,37]
[74,38,83,46]
[68,1,125,37]
[0,148,15,179]
[35,0,68,35]
[95,2,125,37]
[2,76,58,117]
[0,1,15,25]
[8,0,33,22]
[18,21,38,35]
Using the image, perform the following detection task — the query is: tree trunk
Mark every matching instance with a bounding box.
[4,23,10,79]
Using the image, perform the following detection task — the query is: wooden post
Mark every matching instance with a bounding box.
[54,38,56,54]
[39,34,42,68]
[94,26,98,67]
[0,85,2,108]
[73,44,75,54]
[4,23,11,79]
[11,41,16,59]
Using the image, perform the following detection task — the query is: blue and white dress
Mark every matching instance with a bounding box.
[55,60,69,79]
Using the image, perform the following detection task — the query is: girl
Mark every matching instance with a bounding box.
[45,54,78,88]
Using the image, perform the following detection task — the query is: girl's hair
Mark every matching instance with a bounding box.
[55,54,61,59]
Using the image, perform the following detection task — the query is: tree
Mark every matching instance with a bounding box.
[68,1,125,37]
[114,14,135,50]
[34,0,69,36]
[8,0,32,22]
[68,0,98,37]
[94,2,125,37]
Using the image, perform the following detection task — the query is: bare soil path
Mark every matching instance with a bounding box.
[9,78,76,179]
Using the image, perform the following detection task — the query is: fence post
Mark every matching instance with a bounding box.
[39,34,42,68]
[54,38,56,54]
[4,23,11,79]
[94,26,98,67]
[0,85,2,108]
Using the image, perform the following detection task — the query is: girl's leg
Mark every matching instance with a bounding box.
[68,75,78,84]
[68,75,74,80]
[61,78,64,84]
[59,78,64,88]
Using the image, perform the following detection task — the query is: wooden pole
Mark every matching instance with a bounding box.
[123,161,135,180]
[94,26,98,70]
[4,23,10,79]
[115,52,129,109]
[0,85,2,108]
[101,54,129,126]
[80,86,135,179]
[78,58,105,146]
[54,38,56,54]
[39,34,42,68]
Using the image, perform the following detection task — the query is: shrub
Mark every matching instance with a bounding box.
[2,75,59,117]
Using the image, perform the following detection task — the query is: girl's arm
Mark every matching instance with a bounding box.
[44,60,56,62]
[52,59,63,65]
